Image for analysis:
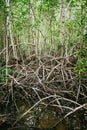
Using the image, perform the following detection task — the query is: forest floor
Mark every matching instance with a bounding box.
[0,53,87,129]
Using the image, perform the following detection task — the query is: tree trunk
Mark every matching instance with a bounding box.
[31,0,37,55]
[5,0,17,60]
[28,0,31,56]
[61,0,65,57]
[5,0,10,83]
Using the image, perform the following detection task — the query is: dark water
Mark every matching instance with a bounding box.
[24,106,87,130]
[0,105,87,130]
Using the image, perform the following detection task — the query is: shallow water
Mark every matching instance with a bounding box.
[0,105,87,130]
[24,106,87,130]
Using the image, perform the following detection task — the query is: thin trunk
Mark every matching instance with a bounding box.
[65,1,72,62]
[68,0,72,55]
[5,0,10,83]
[5,0,18,83]
[28,0,31,56]
[31,0,37,55]
[61,0,66,88]
[61,0,65,57]
[5,0,17,60]
[9,21,17,59]
[50,18,52,51]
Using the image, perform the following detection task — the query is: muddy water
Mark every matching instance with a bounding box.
[0,104,87,130]
[24,106,87,130]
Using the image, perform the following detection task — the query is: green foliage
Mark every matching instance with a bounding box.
[83,27,87,43]
[74,49,87,74]
[74,58,87,74]
[1,0,87,56]
[31,110,36,116]
[0,68,14,83]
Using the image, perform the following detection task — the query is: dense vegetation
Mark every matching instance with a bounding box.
[0,0,87,129]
